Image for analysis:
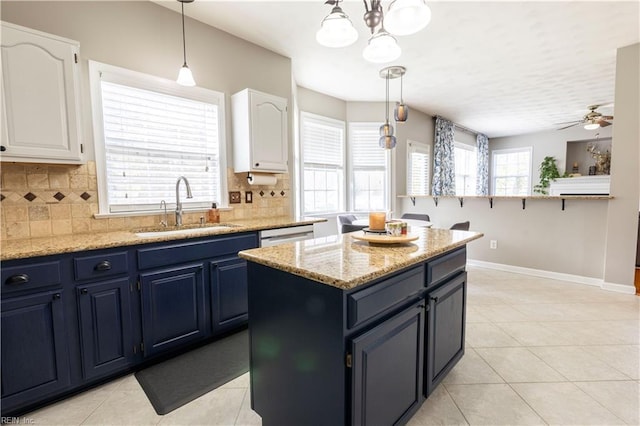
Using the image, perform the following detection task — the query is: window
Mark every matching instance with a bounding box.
[349,123,390,212]
[454,142,477,196]
[492,147,533,195]
[407,141,430,195]
[300,113,345,214]
[89,61,226,215]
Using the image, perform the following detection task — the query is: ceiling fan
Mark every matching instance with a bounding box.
[556,104,614,130]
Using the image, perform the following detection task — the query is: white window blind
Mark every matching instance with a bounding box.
[349,123,390,212]
[91,62,225,214]
[454,142,477,196]
[407,141,430,195]
[492,147,532,196]
[300,112,345,214]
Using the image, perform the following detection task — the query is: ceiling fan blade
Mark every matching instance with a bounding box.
[601,115,614,120]
[557,122,580,130]
[597,120,612,127]
[554,120,582,125]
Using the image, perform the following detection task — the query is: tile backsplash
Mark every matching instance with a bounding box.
[0,162,290,240]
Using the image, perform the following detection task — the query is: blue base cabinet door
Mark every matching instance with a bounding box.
[425,272,467,396]
[210,257,248,333]
[77,278,134,380]
[350,301,425,426]
[1,291,70,412]
[140,263,206,357]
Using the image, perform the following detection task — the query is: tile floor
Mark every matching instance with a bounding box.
[20,267,640,425]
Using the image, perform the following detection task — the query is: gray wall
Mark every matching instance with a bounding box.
[0,1,292,167]
[604,43,640,287]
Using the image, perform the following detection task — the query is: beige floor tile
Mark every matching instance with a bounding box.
[584,345,640,380]
[112,374,146,391]
[442,348,504,385]
[81,390,162,425]
[235,389,262,426]
[512,382,625,425]
[541,321,627,345]
[471,304,530,322]
[596,320,640,344]
[220,372,250,389]
[465,323,522,348]
[158,387,245,425]
[475,347,567,383]
[465,306,491,323]
[511,303,595,322]
[575,381,640,425]
[445,384,544,425]
[23,386,112,426]
[407,385,468,425]
[495,321,575,346]
[529,346,630,381]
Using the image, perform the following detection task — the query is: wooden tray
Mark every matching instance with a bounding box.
[351,234,419,245]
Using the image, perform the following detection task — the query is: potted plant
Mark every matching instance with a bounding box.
[534,156,561,195]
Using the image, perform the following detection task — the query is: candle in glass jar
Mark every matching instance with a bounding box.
[369,212,386,230]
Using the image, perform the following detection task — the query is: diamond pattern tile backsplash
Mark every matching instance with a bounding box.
[0,162,290,240]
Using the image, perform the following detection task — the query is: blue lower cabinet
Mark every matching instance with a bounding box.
[351,301,425,426]
[77,278,134,380]
[210,257,248,333]
[1,290,71,412]
[140,263,207,357]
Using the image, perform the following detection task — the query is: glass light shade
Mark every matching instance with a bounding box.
[379,135,397,149]
[394,102,409,122]
[316,7,358,48]
[584,122,600,130]
[177,65,196,87]
[379,122,394,136]
[362,30,401,63]
[385,0,432,36]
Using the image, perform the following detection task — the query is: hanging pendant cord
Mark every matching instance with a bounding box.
[181,2,188,66]
[385,69,390,123]
[400,73,404,103]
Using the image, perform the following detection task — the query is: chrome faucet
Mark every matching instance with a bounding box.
[175,176,193,227]
[159,200,168,227]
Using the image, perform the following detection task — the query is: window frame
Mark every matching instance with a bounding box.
[491,146,533,196]
[299,111,346,215]
[347,122,391,212]
[88,60,227,217]
[406,140,430,196]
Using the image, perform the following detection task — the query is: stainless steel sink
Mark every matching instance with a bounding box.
[134,224,236,238]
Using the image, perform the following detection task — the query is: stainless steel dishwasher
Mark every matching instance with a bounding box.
[259,224,315,247]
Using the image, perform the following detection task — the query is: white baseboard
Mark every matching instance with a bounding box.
[467,259,636,295]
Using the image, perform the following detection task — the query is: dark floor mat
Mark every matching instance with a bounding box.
[135,329,249,415]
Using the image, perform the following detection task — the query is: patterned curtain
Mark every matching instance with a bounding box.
[431,117,456,196]
[476,133,489,195]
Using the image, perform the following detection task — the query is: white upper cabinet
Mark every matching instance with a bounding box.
[232,88,288,173]
[1,21,84,163]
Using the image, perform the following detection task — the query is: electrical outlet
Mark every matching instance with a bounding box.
[490,240,498,249]
[229,191,241,204]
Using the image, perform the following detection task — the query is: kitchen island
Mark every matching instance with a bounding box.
[238,227,483,426]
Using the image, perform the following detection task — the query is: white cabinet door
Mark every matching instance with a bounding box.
[1,22,83,163]
[232,89,287,173]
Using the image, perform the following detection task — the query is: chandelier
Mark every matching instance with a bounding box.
[316,0,432,63]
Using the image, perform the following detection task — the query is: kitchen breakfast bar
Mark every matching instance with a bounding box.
[238,227,483,426]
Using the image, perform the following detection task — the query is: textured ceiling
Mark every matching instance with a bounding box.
[153,0,639,137]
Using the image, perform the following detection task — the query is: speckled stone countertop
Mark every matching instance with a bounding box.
[0,216,325,261]
[238,227,483,290]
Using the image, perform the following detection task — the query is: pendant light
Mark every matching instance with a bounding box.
[363,27,401,64]
[176,0,196,87]
[394,69,408,122]
[384,0,432,36]
[379,68,397,149]
[316,2,358,48]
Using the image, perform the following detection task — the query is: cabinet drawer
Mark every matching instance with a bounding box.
[137,233,258,270]
[426,248,466,289]
[74,252,128,281]
[1,260,62,294]
[347,266,424,329]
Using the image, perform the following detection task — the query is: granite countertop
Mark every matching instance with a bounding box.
[238,227,484,290]
[0,216,325,261]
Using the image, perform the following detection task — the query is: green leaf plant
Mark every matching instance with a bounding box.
[534,156,561,195]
